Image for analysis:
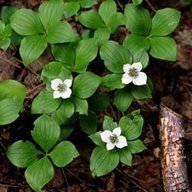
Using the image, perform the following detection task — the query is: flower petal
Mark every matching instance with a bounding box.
[64,79,72,87]
[132,72,147,86]
[121,73,133,85]
[53,90,61,99]
[51,78,62,90]
[123,64,131,73]
[106,142,115,150]
[60,88,72,99]
[132,62,142,71]
[100,130,112,143]
[113,127,121,136]
[115,136,128,149]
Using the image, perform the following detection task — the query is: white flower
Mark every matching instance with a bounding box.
[100,127,128,150]
[121,62,147,86]
[51,78,72,99]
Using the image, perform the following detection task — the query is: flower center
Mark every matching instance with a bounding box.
[128,67,138,78]
[57,83,67,92]
[109,134,118,144]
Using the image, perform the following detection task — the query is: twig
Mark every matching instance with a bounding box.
[61,168,69,188]
[116,168,148,192]
[160,104,190,192]
[65,168,106,191]
[145,0,157,12]
[0,56,21,69]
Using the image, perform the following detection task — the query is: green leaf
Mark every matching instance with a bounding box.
[46,22,78,44]
[38,0,64,29]
[119,115,143,140]
[10,9,43,36]
[3,24,12,37]
[89,132,105,147]
[123,34,150,53]
[102,74,124,90]
[0,99,19,125]
[63,2,80,18]
[49,141,79,167]
[114,89,133,112]
[128,139,146,154]
[133,50,149,68]
[119,115,132,134]
[31,90,61,114]
[1,6,17,24]
[119,147,132,166]
[52,100,75,125]
[80,0,96,8]
[124,4,151,35]
[88,92,110,112]
[6,140,38,168]
[32,114,60,152]
[103,116,118,131]
[150,8,181,36]
[0,79,26,110]
[51,44,75,67]
[0,37,11,51]
[100,41,132,73]
[59,125,75,140]
[75,38,98,72]
[20,35,47,65]
[0,21,5,32]
[73,72,101,99]
[94,28,110,46]
[25,157,54,192]
[79,112,98,134]
[79,10,105,29]
[132,0,143,6]
[41,61,72,85]
[149,36,177,61]
[108,12,125,32]
[90,146,119,177]
[98,0,116,25]
[131,83,152,99]
[71,97,88,115]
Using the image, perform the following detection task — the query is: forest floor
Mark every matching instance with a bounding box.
[0,0,192,191]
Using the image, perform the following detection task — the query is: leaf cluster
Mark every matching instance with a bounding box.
[7,114,78,191]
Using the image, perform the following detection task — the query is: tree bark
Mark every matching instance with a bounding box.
[160,104,190,192]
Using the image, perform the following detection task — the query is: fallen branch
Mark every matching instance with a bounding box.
[160,104,190,192]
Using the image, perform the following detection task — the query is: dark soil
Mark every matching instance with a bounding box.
[0,0,192,192]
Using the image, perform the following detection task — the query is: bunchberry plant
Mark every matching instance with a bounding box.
[10,0,78,65]
[124,4,181,61]
[1,0,181,191]
[0,20,12,50]
[7,114,78,191]
[89,111,146,177]
[0,80,26,125]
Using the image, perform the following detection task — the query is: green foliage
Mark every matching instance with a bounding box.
[79,0,124,34]
[79,112,98,134]
[90,111,146,176]
[73,72,102,99]
[100,40,132,73]
[7,114,79,191]
[90,146,119,177]
[0,80,26,125]
[51,38,98,73]
[10,0,78,65]
[132,0,143,6]
[4,0,181,190]
[6,141,39,168]
[25,157,54,192]
[0,20,12,50]
[124,4,181,61]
